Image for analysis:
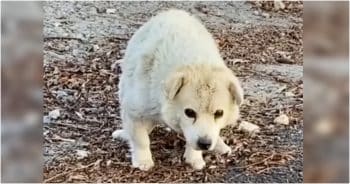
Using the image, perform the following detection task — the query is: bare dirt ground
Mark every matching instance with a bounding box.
[43,1,303,182]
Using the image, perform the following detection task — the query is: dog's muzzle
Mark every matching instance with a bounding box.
[197,137,212,150]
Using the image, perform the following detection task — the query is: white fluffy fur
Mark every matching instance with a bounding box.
[113,9,243,171]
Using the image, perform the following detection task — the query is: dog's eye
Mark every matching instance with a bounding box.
[184,108,196,118]
[214,110,224,119]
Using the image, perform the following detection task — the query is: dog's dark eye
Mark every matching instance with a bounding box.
[214,110,224,119]
[184,108,196,118]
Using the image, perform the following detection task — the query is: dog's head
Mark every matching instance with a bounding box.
[161,64,243,151]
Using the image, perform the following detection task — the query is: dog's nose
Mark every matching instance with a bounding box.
[197,137,212,150]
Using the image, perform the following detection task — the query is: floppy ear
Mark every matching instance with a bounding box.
[228,75,244,106]
[164,72,185,100]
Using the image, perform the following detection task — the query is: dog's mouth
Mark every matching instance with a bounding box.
[192,144,215,151]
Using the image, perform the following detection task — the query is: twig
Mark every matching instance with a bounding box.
[51,122,88,131]
[176,134,186,142]
[233,154,275,169]
[44,161,96,182]
[257,166,281,174]
[44,36,84,42]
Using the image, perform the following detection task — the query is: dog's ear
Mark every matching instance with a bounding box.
[228,75,244,106]
[164,71,185,100]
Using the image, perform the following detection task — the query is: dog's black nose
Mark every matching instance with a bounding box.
[197,137,212,150]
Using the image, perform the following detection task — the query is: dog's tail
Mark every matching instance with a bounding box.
[112,129,129,141]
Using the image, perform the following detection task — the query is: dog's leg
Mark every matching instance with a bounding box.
[125,118,155,171]
[183,144,205,170]
[214,137,232,155]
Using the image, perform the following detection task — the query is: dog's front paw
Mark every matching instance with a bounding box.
[132,151,154,171]
[185,157,206,170]
[215,143,232,155]
[132,156,154,171]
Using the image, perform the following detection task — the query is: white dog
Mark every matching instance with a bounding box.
[112,9,243,171]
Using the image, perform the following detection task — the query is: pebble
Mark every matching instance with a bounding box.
[53,90,68,98]
[106,160,113,167]
[261,12,270,18]
[97,7,106,13]
[93,44,100,52]
[106,9,116,14]
[238,121,260,135]
[76,150,90,160]
[43,115,52,124]
[274,114,289,125]
[285,91,295,97]
[165,127,172,132]
[48,109,60,120]
[274,0,285,10]
[72,49,79,57]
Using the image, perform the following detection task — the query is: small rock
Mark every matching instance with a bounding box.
[209,165,217,169]
[267,124,275,130]
[54,22,60,27]
[96,7,106,13]
[72,49,79,57]
[285,91,295,97]
[287,3,294,10]
[238,121,260,135]
[93,44,100,52]
[274,0,285,10]
[106,160,113,167]
[106,9,116,14]
[43,115,52,124]
[76,150,90,159]
[48,109,60,120]
[53,90,68,98]
[43,130,49,136]
[261,12,270,18]
[274,114,289,125]
[253,10,260,16]
[165,127,172,132]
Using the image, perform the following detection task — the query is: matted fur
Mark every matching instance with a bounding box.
[113,9,243,171]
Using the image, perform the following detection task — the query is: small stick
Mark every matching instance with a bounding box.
[257,166,281,174]
[233,154,275,169]
[44,36,84,42]
[44,161,96,182]
[51,122,88,131]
